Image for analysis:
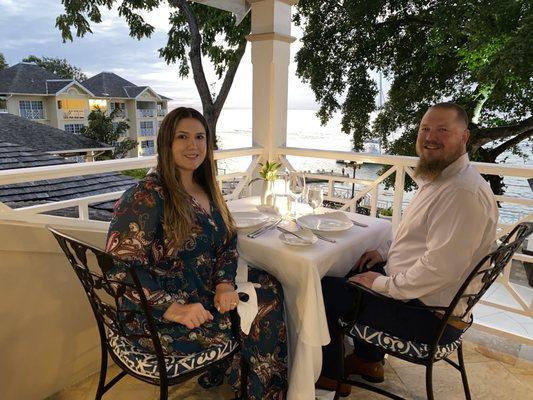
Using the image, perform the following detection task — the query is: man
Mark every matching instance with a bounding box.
[317,103,498,395]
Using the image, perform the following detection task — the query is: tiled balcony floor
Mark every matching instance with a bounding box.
[49,341,532,400]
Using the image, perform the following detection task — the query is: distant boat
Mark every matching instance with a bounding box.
[336,139,382,164]
[363,139,382,154]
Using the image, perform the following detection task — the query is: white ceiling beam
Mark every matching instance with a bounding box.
[189,0,251,24]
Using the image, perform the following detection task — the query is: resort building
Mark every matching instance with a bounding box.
[0,63,170,157]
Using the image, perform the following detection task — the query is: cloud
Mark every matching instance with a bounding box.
[0,1,385,112]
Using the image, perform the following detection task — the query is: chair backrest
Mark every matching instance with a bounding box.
[447,222,533,322]
[49,228,168,375]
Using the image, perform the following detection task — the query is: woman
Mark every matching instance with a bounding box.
[105,107,287,399]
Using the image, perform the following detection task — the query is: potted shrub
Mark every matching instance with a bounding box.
[378,207,393,220]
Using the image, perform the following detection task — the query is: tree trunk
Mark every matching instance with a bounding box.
[176,0,247,149]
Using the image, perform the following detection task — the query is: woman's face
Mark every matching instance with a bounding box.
[171,117,207,174]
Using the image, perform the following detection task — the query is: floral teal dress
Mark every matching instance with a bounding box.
[105,173,287,399]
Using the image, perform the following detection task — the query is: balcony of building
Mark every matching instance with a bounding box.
[62,109,86,119]
[137,102,157,119]
[139,121,156,137]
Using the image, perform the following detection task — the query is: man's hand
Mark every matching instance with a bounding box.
[163,302,213,329]
[353,250,384,272]
[214,283,239,313]
[349,271,382,289]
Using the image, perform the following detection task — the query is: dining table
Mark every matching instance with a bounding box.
[228,196,393,400]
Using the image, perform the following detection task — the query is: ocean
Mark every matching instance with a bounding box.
[215,109,533,224]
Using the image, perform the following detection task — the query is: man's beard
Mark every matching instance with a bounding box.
[413,157,451,181]
[414,146,465,181]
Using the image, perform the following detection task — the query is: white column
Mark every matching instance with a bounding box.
[247,0,297,162]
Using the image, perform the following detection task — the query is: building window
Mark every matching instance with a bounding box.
[64,124,85,134]
[140,121,154,136]
[110,102,125,111]
[0,97,6,112]
[110,102,126,117]
[89,99,107,111]
[19,100,44,119]
[141,140,155,148]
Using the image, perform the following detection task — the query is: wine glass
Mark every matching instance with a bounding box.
[307,187,324,214]
[289,172,306,202]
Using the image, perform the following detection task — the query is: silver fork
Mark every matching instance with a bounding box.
[247,219,282,238]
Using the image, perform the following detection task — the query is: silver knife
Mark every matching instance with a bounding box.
[351,220,368,227]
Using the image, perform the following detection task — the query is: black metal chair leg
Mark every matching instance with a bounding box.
[457,344,472,400]
[426,363,434,400]
[159,384,168,400]
[95,343,108,400]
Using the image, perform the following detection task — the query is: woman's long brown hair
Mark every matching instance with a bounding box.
[156,107,235,250]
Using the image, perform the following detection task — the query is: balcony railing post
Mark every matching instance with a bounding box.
[392,166,405,231]
[79,203,90,221]
[370,186,378,217]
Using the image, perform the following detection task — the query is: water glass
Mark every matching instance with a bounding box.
[307,187,323,213]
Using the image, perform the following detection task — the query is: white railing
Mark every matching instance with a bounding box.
[62,109,85,119]
[139,147,155,156]
[0,146,531,343]
[20,109,45,120]
[137,109,156,118]
[110,109,127,118]
[0,147,262,229]
[139,128,155,137]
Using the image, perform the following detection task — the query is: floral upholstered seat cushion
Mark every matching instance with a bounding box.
[346,322,463,360]
[106,329,239,379]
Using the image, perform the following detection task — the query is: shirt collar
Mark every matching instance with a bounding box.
[440,153,469,179]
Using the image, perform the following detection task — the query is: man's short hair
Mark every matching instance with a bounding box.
[430,102,469,127]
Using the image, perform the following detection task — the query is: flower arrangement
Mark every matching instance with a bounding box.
[258,161,282,181]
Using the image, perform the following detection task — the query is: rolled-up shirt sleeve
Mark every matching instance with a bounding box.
[371,188,488,300]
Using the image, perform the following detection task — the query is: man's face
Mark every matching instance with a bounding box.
[415,108,469,180]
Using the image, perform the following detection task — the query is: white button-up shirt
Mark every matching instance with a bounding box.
[372,153,498,315]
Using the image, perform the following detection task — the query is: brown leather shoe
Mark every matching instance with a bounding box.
[315,375,351,397]
[344,353,385,383]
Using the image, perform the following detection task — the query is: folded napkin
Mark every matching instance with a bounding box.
[235,257,259,335]
[323,211,352,223]
[281,227,316,245]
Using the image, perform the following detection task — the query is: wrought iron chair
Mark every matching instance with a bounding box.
[50,228,249,400]
[335,222,533,400]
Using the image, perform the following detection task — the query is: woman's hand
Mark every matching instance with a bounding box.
[163,302,213,329]
[214,283,239,313]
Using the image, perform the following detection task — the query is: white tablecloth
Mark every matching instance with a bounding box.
[228,197,393,400]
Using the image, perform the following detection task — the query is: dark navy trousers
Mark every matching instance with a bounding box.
[320,264,462,380]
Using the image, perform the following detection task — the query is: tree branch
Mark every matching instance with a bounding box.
[174,0,213,110]
[487,128,533,159]
[213,39,247,118]
[470,116,533,149]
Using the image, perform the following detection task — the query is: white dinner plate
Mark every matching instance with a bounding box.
[232,211,270,229]
[278,230,318,246]
[296,214,353,233]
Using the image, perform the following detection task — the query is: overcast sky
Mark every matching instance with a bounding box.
[0,0,340,110]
